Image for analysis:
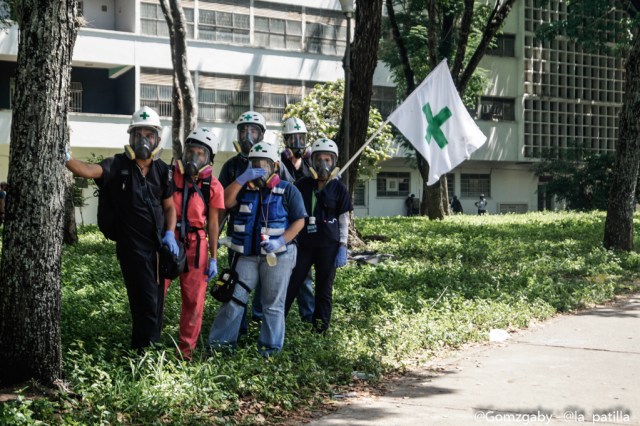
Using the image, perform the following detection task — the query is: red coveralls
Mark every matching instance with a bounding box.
[165,163,224,358]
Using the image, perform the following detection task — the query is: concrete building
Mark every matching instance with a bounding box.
[358,0,624,217]
[0,0,625,222]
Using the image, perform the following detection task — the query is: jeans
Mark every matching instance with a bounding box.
[251,268,314,322]
[208,245,297,355]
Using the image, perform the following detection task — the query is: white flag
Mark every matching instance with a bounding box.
[388,60,487,185]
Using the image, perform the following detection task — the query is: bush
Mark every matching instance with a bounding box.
[3,212,639,424]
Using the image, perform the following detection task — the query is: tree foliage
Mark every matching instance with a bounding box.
[283,80,393,181]
[533,149,629,211]
[536,0,640,250]
[380,0,515,219]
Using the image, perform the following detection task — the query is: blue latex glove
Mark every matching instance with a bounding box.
[236,167,266,186]
[206,259,218,281]
[162,231,179,256]
[260,236,285,253]
[65,145,72,163]
[334,245,348,268]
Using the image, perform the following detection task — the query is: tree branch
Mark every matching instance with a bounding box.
[385,0,416,95]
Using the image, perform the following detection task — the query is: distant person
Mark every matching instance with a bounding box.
[475,194,488,215]
[405,193,415,216]
[451,195,463,214]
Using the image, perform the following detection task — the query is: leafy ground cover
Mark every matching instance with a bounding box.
[2,212,639,424]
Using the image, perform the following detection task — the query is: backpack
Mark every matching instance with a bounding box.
[95,156,130,241]
[95,155,170,242]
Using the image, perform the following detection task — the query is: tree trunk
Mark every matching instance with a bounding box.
[0,0,79,386]
[335,0,384,246]
[160,0,197,160]
[604,34,640,250]
[63,172,78,245]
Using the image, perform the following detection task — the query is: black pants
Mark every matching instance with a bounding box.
[285,244,339,333]
[117,244,165,349]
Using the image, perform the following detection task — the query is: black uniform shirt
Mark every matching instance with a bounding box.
[98,154,173,251]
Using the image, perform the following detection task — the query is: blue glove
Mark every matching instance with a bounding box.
[65,145,72,163]
[260,236,285,253]
[236,167,266,186]
[334,245,348,268]
[206,259,218,281]
[162,231,179,256]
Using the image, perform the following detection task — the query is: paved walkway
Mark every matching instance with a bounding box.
[309,294,640,425]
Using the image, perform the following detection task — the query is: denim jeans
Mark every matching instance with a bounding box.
[252,268,314,322]
[208,244,297,355]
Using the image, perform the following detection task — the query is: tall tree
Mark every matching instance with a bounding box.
[536,0,640,250]
[335,0,386,200]
[0,0,80,386]
[159,0,197,160]
[382,0,515,219]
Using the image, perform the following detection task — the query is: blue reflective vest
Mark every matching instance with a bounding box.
[229,183,290,255]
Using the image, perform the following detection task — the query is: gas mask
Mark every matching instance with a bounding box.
[236,124,264,156]
[248,159,280,190]
[182,143,211,177]
[126,127,160,160]
[284,134,308,159]
[311,153,337,181]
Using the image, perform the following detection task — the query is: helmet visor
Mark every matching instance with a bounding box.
[250,159,274,176]
[285,133,306,149]
[129,127,159,159]
[183,143,210,170]
[238,124,263,145]
[312,153,337,180]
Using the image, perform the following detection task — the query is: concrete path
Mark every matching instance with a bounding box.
[309,295,640,425]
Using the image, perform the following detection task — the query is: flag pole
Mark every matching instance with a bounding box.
[337,118,391,179]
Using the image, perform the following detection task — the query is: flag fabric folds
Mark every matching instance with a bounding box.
[388,60,487,185]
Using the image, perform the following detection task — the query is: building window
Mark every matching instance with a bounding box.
[371,86,397,118]
[141,3,194,38]
[254,79,303,124]
[479,97,515,121]
[446,174,454,201]
[69,82,83,112]
[255,17,302,50]
[461,174,490,198]
[140,84,173,117]
[304,9,346,56]
[487,34,515,57]
[198,74,250,123]
[354,181,367,206]
[198,9,249,44]
[376,172,410,197]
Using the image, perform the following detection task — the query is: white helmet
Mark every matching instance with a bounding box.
[310,138,339,181]
[310,137,339,157]
[248,142,280,163]
[186,127,219,159]
[282,117,307,135]
[128,106,162,133]
[237,111,267,132]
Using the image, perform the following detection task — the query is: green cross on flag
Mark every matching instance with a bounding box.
[423,103,452,149]
[388,60,487,185]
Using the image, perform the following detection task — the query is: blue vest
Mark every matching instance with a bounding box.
[229,182,290,255]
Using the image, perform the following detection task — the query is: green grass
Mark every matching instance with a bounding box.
[2,212,640,424]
